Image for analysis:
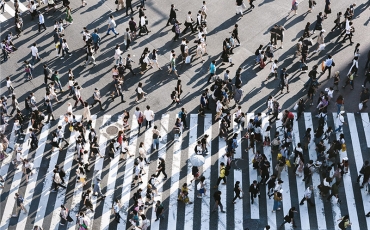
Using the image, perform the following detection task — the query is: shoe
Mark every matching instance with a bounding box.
[300,202,304,205]
[366,213,370,217]
[221,211,226,213]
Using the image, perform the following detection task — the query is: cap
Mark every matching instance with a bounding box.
[95,88,98,90]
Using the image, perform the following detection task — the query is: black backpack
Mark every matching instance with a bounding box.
[338,219,345,228]
[171,25,176,33]
[59,169,66,178]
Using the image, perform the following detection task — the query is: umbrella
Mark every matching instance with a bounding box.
[190,155,205,167]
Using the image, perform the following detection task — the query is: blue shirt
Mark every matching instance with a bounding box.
[325,58,333,67]
[209,63,216,74]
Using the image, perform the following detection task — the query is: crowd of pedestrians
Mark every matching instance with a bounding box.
[0,0,370,229]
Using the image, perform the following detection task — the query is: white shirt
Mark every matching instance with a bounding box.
[216,100,223,112]
[113,203,120,213]
[31,46,38,57]
[121,141,128,152]
[186,14,192,23]
[140,16,146,26]
[114,48,122,59]
[75,90,81,98]
[68,80,74,87]
[270,63,277,73]
[304,187,312,198]
[143,109,154,121]
[137,87,143,94]
[67,105,73,114]
[39,14,44,24]
[6,80,12,88]
[337,114,344,126]
[134,110,142,119]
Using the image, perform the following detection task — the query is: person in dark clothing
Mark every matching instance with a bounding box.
[281,207,298,228]
[232,181,243,204]
[43,64,52,85]
[166,4,178,26]
[125,54,136,75]
[125,0,134,16]
[29,128,38,150]
[212,190,225,212]
[249,180,260,204]
[45,99,55,123]
[232,24,241,45]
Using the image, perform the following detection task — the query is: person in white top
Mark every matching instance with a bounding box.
[48,82,60,102]
[6,76,14,96]
[30,43,40,65]
[114,44,123,64]
[143,105,154,129]
[38,11,46,32]
[74,86,84,107]
[61,39,72,59]
[30,1,37,20]
[138,15,150,36]
[66,102,73,114]
[267,59,278,80]
[334,111,346,132]
[214,100,223,121]
[201,1,207,21]
[348,56,359,76]
[299,186,314,206]
[183,11,196,34]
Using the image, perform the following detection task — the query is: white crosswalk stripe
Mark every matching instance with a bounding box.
[0,1,28,22]
[1,112,370,230]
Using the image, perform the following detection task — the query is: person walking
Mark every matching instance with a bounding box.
[272,191,282,212]
[182,11,196,34]
[212,190,226,213]
[358,87,369,112]
[59,205,73,226]
[207,60,216,83]
[321,55,334,79]
[166,4,178,26]
[61,39,72,59]
[38,12,47,33]
[112,199,121,223]
[45,99,55,123]
[337,215,352,230]
[91,88,103,110]
[299,186,315,206]
[30,43,41,66]
[116,0,124,11]
[287,0,298,16]
[123,28,131,51]
[11,193,27,217]
[152,125,160,150]
[168,53,179,77]
[156,158,167,180]
[52,168,67,191]
[341,20,354,44]
[65,5,73,24]
[232,181,243,204]
[213,162,226,188]
[91,29,101,52]
[249,180,260,205]
[143,105,154,129]
[281,207,298,228]
[334,111,346,133]
[106,15,119,36]
[155,200,165,221]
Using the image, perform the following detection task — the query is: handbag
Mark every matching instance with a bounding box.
[286,159,291,167]
[185,56,191,64]
[293,103,298,110]
[341,143,346,152]
[138,115,144,124]
[359,102,363,111]
[69,125,74,132]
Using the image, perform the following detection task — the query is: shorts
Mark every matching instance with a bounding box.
[199,188,204,194]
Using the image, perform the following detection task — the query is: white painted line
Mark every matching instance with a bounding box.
[16,123,50,229]
[4,4,15,17]
[303,112,327,230]
[345,113,368,229]
[262,114,277,229]
[118,114,139,229]
[88,115,108,230]
[200,114,212,230]
[0,15,7,23]
[0,121,31,229]
[233,115,243,230]
[168,114,183,229]
[247,113,259,220]
[292,113,310,229]
[100,116,120,230]
[150,114,169,229]
[360,113,370,148]
[50,116,95,229]
[217,117,227,230]
[183,114,197,229]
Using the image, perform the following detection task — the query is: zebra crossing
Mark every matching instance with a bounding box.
[0,0,29,23]
[0,112,370,230]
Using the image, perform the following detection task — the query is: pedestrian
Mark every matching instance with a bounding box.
[235,0,244,17]
[337,215,352,230]
[207,60,216,83]
[272,191,282,212]
[11,193,27,217]
[30,43,41,66]
[212,190,226,213]
[166,4,178,26]
[249,180,260,204]
[177,183,193,204]
[168,53,179,77]
[112,199,121,223]
[182,11,196,34]
[308,0,316,13]
[358,87,369,112]
[342,71,354,90]
[59,205,73,226]
[327,181,341,203]
[232,181,243,204]
[90,88,103,110]
[313,30,325,53]
[331,12,342,32]
[156,158,167,180]
[106,15,119,36]
[116,0,124,11]
[61,39,72,59]
[38,11,46,33]
[52,168,67,191]
[44,99,55,123]
[152,125,160,150]
[266,60,278,81]
[85,44,96,67]
[299,186,315,206]
[155,200,165,221]
[212,162,227,188]
[281,207,298,228]
[312,12,324,34]
[65,5,73,24]
[287,0,298,16]
[348,56,358,76]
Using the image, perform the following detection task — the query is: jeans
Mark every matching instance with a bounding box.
[152,138,159,150]
[31,55,37,65]
[114,212,121,222]
[335,125,343,133]
[54,80,63,91]
[336,104,342,115]
[273,200,281,210]
[107,27,118,35]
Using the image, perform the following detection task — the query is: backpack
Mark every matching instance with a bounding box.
[338,219,345,228]
[334,140,342,151]
[254,48,260,56]
[171,25,176,33]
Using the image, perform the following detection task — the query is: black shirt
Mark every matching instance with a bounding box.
[213,192,221,202]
